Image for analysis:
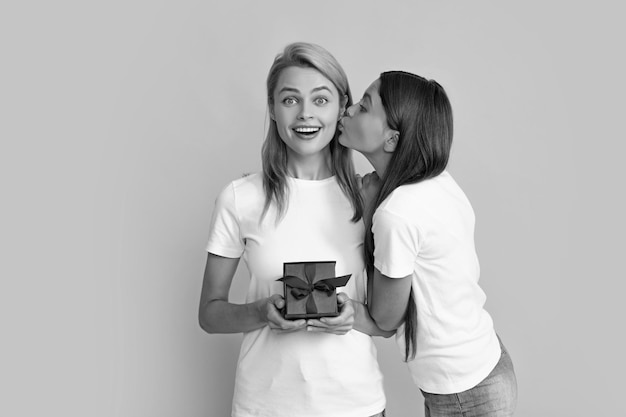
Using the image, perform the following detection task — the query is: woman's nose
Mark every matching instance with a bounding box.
[344,104,357,117]
[297,102,313,120]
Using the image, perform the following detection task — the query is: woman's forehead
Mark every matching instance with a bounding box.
[275,66,337,95]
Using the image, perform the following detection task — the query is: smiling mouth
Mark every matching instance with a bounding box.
[293,126,321,138]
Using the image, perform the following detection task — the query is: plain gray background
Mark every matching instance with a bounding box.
[2,1,625,416]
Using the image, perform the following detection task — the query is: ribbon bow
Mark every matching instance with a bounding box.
[278,263,351,314]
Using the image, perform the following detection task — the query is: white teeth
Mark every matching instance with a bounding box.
[294,127,320,133]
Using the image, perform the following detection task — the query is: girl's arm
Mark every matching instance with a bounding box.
[198,253,306,334]
[368,267,412,332]
[352,300,395,337]
[304,293,354,335]
[305,294,395,337]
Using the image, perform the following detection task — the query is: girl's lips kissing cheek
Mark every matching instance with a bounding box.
[292,125,321,139]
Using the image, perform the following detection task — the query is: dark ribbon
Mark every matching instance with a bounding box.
[278,263,350,314]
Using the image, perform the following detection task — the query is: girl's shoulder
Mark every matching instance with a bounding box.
[392,171,457,197]
[380,171,463,212]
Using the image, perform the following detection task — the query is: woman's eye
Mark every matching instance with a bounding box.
[282,97,297,105]
[314,97,329,105]
[359,104,367,112]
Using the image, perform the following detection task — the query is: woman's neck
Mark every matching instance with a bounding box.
[286,150,333,180]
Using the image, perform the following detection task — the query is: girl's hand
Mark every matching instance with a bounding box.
[361,171,381,202]
[360,172,381,223]
[305,293,354,335]
[261,294,306,333]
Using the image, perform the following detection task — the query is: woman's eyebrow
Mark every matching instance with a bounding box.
[277,86,300,94]
[311,86,333,94]
[277,85,334,95]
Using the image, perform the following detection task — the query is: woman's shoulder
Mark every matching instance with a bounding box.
[215,172,263,204]
[221,172,263,193]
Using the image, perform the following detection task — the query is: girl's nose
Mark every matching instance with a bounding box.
[344,104,357,117]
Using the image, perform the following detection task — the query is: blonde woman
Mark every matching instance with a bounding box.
[199,43,388,417]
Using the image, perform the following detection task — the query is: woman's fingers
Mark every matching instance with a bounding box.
[265,295,306,333]
[265,293,357,334]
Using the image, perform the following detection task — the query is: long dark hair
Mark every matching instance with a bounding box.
[365,71,453,360]
[261,42,362,222]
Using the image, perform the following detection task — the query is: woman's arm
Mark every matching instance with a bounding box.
[368,267,412,332]
[198,253,306,334]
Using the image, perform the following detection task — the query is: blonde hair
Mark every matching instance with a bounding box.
[261,42,362,222]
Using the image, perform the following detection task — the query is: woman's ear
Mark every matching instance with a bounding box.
[338,94,349,119]
[268,100,276,121]
[383,131,400,153]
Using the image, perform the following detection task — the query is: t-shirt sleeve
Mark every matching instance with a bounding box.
[205,183,245,258]
[372,208,419,278]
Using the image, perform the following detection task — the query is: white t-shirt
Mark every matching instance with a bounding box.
[206,173,385,417]
[372,171,501,394]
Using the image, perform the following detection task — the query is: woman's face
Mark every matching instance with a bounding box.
[338,79,390,155]
[272,66,343,159]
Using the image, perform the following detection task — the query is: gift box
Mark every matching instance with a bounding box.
[277,261,351,319]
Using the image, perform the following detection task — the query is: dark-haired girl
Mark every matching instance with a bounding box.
[339,71,517,417]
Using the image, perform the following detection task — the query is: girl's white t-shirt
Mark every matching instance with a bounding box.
[206,173,385,417]
[372,171,501,394]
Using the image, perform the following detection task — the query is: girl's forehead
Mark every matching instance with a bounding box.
[364,79,381,96]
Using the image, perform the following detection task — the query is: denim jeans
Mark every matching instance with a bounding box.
[420,338,517,417]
